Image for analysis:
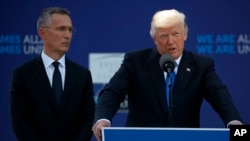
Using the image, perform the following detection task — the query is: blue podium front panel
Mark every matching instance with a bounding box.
[102,127,229,141]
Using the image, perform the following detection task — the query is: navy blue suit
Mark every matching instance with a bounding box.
[10,56,95,141]
[95,48,242,127]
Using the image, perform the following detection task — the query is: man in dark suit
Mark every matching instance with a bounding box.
[92,9,243,141]
[10,7,95,141]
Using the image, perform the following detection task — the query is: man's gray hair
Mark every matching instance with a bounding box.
[37,7,70,31]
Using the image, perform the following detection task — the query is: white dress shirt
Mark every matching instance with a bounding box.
[41,51,66,90]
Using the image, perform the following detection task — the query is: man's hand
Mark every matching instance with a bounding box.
[228,120,243,128]
[92,120,111,141]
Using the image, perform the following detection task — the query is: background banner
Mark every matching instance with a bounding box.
[1,0,249,141]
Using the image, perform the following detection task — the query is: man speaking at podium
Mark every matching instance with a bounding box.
[92,9,243,141]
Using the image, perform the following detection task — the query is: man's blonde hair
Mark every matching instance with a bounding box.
[150,9,188,37]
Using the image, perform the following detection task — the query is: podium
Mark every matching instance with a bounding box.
[102,127,229,141]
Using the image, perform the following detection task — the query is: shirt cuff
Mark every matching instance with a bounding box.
[227,120,243,128]
[96,118,111,126]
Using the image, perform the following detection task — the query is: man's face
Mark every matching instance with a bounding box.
[153,23,187,59]
[39,13,73,56]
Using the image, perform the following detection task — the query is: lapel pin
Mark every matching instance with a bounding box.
[186,68,191,72]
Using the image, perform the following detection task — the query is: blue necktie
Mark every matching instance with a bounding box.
[52,61,63,106]
[165,71,175,107]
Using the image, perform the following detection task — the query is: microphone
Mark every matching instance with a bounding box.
[159,54,176,73]
[159,54,176,127]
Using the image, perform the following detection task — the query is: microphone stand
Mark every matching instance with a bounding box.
[167,71,174,127]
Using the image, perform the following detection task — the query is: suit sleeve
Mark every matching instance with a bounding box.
[202,59,243,126]
[94,52,133,123]
[10,68,42,141]
[73,70,96,141]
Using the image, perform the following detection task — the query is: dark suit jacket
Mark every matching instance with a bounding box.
[95,48,242,127]
[10,56,95,141]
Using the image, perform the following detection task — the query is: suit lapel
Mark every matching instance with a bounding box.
[173,51,193,108]
[31,56,59,110]
[147,49,169,114]
[59,59,74,112]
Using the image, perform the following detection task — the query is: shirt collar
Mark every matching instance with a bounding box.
[175,54,182,67]
[41,51,65,69]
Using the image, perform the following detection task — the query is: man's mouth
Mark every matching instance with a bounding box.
[168,47,175,51]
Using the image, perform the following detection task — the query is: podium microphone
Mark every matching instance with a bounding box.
[159,54,176,73]
[159,54,176,127]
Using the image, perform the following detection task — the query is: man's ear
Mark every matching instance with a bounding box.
[152,36,158,45]
[184,31,188,41]
[38,28,45,39]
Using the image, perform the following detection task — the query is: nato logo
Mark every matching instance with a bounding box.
[230,125,250,141]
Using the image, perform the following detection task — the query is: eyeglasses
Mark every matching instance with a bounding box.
[42,26,76,34]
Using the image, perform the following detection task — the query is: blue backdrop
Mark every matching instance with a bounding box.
[1,0,250,141]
